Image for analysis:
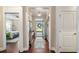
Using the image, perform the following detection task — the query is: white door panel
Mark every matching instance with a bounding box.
[59,11,77,52]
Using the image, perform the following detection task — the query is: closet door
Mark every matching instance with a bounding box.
[60,11,77,52]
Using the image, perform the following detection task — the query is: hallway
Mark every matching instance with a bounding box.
[0,6,78,53]
[27,7,50,53]
[29,37,49,53]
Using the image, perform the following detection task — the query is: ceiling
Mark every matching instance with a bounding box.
[29,7,50,19]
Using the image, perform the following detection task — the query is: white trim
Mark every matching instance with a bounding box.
[56,12,62,52]
[51,47,56,52]
[2,7,6,51]
[18,7,24,52]
[76,11,79,53]
[48,13,51,50]
[0,48,6,51]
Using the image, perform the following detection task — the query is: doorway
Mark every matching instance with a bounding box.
[28,7,50,53]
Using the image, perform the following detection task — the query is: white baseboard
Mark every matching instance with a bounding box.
[23,47,29,51]
[19,48,29,52]
[0,48,6,51]
[50,47,56,52]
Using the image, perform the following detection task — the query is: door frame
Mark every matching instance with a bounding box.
[48,14,51,50]
[56,11,79,53]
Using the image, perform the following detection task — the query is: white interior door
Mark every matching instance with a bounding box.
[59,11,77,52]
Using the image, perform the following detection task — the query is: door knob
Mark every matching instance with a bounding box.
[73,33,77,35]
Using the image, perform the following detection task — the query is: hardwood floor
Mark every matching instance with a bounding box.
[0,38,55,53]
[6,43,19,53]
[29,38,49,53]
[4,36,51,53]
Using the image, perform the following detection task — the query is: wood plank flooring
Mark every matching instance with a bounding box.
[2,38,50,53]
[29,38,49,53]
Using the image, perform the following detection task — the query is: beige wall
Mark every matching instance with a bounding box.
[0,7,6,51]
[50,7,56,50]
[0,7,3,47]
